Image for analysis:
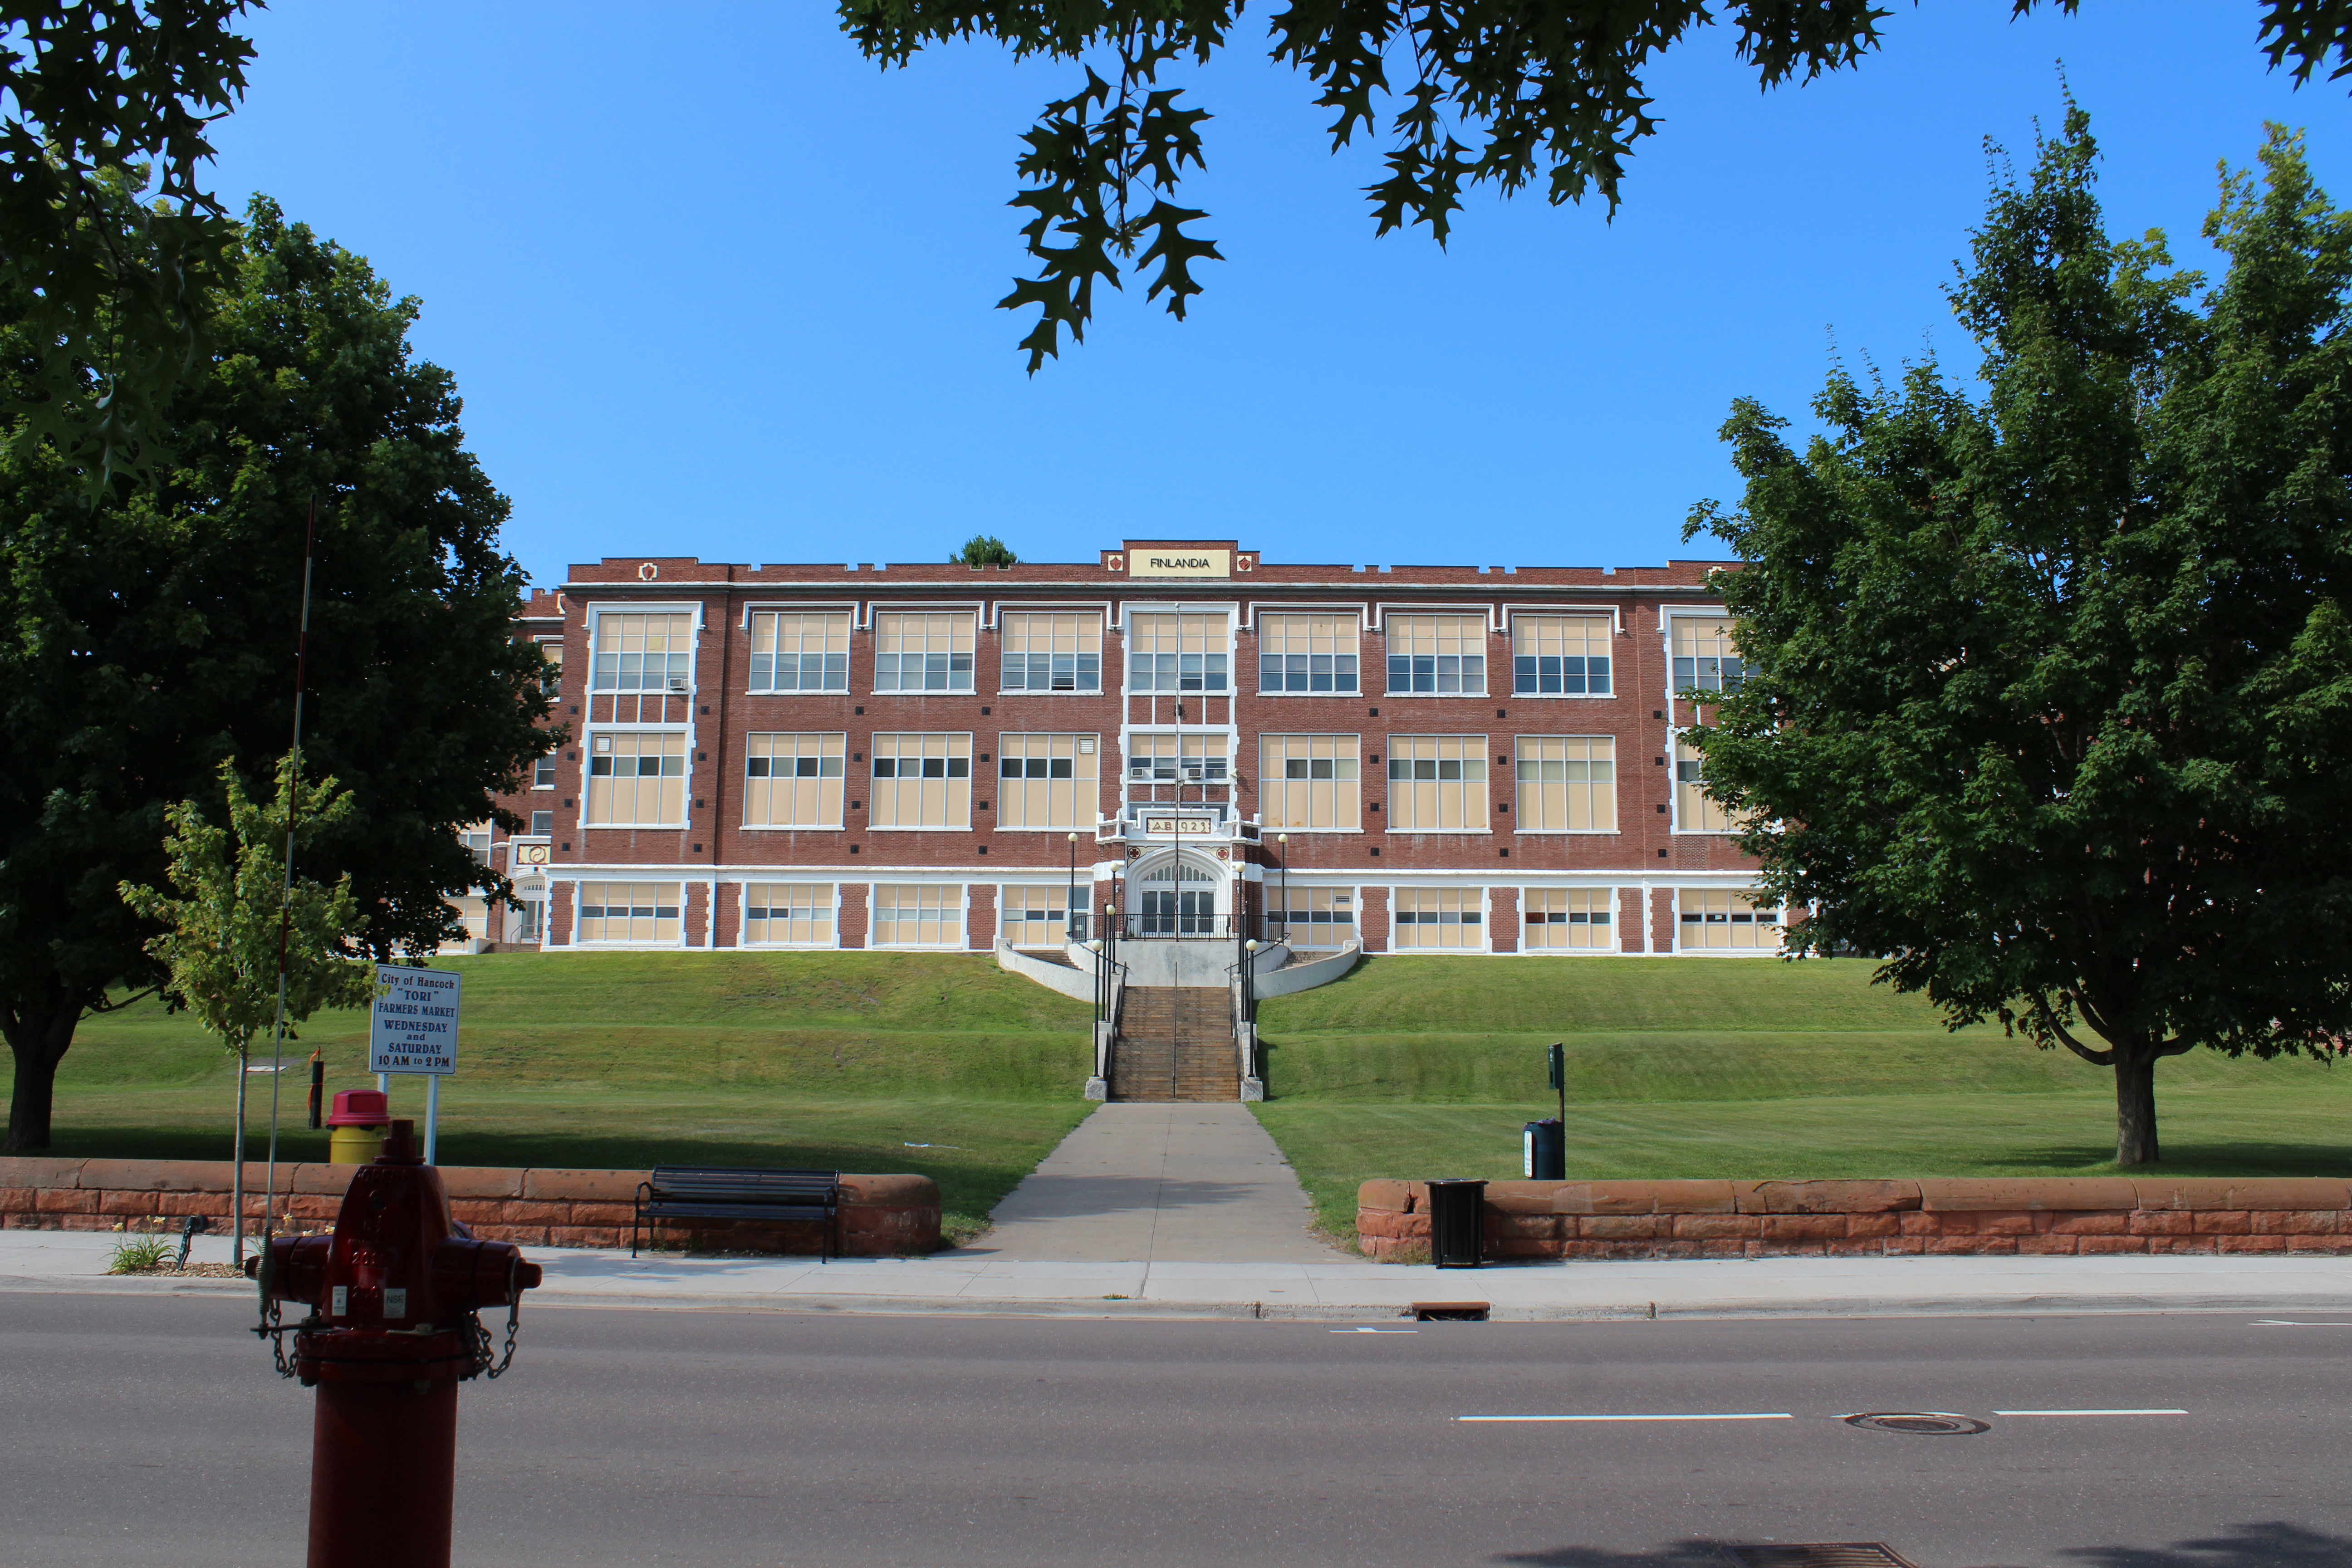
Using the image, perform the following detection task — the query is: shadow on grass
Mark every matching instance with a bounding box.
[2002,1145,2352,1179]
[1487,1522,2352,1566]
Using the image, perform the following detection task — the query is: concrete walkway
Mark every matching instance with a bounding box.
[967,1102,1348,1264]
[9,1229,2352,1320]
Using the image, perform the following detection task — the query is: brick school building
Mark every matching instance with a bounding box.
[466,541,1777,958]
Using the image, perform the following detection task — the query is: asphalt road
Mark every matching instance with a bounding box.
[4,1292,2348,1568]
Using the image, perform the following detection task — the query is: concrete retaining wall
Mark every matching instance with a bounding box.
[0,1157,941,1255]
[1357,1177,2352,1259]
[1254,941,1360,999]
[994,936,1095,1001]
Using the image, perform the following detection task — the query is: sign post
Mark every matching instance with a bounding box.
[369,969,462,1164]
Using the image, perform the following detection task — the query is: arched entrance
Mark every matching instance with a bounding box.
[1130,850,1225,937]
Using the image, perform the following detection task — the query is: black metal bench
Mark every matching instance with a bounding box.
[632,1166,841,1261]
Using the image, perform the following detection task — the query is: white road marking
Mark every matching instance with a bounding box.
[1457,1412,1793,1423]
[1992,1408,2186,1417]
[1330,1327,1418,1334]
[2253,1320,2352,1328]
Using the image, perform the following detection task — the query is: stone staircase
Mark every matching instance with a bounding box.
[1108,986,1239,1102]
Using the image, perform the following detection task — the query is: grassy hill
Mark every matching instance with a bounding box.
[15,952,1096,1241]
[1250,956,2352,1240]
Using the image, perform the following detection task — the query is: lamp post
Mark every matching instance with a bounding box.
[1066,831,1080,944]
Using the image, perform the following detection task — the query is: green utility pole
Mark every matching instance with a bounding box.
[1547,1041,1565,1125]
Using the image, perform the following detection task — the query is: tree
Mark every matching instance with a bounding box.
[1682,107,2352,1166]
[951,533,1017,565]
[2,1,260,485]
[0,193,555,1153]
[838,2,2352,370]
[120,755,377,1261]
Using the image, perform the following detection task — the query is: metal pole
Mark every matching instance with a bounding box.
[1278,834,1289,946]
[255,495,320,1269]
[424,1074,440,1165]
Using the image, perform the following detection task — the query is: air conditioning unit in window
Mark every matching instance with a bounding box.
[667,676,688,694]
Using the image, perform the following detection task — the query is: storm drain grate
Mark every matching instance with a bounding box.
[1721,1547,1921,1568]
[1843,1411,1990,1436]
[1411,1301,1490,1321]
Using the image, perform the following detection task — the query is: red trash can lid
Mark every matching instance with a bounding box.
[326,1088,390,1127]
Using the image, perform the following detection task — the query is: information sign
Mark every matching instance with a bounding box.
[369,969,462,1076]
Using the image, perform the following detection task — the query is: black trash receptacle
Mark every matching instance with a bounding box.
[1522,1119,1564,1180]
[1426,1179,1487,1269]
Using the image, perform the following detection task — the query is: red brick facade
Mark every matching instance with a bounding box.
[479,542,1771,957]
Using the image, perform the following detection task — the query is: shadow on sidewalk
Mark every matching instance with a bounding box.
[1488,1522,2352,1567]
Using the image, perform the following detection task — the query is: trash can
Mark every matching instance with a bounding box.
[325,1088,390,1165]
[1426,1178,1487,1269]
[1522,1118,1564,1180]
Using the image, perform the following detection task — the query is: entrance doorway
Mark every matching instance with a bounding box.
[1132,855,1223,938]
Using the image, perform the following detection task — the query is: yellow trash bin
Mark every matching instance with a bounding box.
[325,1089,391,1165]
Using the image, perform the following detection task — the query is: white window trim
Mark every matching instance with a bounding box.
[995,610,1108,696]
[1118,606,1237,699]
[735,881,841,950]
[1512,884,1626,956]
[1384,883,1492,954]
[870,607,981,696]
[568,877,690,950]
[585,601,705,701]
[1506,733,1622,835]
[1377,608,1495,698]
[580,727,692,830]
[1250,604,1370,698]
[865,881,972,950]
[1670,883,1788,956]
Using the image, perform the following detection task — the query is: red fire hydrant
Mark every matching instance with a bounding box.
[250,1118,542,1568]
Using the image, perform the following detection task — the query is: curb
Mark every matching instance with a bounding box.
[11,1273,2348,1322]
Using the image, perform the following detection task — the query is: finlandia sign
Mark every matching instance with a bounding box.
[1128,549,1231,578]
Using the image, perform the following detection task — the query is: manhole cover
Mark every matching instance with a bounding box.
[1842,1411,1989,1436]
[1722,1546,1922,1568]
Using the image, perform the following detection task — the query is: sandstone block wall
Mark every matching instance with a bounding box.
[1355,1177,2352,1259]
[0,1158,941,1256]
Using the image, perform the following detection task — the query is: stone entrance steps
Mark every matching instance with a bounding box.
[1109,986,1239,1102]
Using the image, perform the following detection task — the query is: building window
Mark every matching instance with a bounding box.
[529,810,553,836]
[1001,612,1102,693]
[515,898,544,941]
[1516,736,1617,832]
[1675,738,1733,832]
[745,732,847,828]
[1128,612,1229,692]
[536,640,564,696]
[1269,887,1354,948]
[874,611,975,693]
[744,882,833,946]
[871,884,964,947]
[1385,614,1487,695]
[1260,734,1360,830]
[870,732,973,828]
[459,824,491,867]
[1678,889,1782,951]
[591,613,694,693]
[1393,887,1483,950]
[749,611,850,693]
[1386,735,1488,832]
[1000,885,1081,946]
[1000,733,1100,828]
[532,753,557,789]
[585,732,688,825]
[1126,733,1228,786]
[1672,616,1746,694]
[1522,887,1614,951]
[576,880,681,943]
[1512,615,1613,696]
[1259,613,1359,694]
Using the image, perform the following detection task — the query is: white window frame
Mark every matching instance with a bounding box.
[867,731,975,831]
[582,729,691,828]
[586,603,702,698]
[737,881,839,949]
[1672,885,1786,955]
[1379,611,1491,698]
[1506,609,1621,699]
[745,609,853,695]
[742,731,848,831]
[572,879,687,948]
[1255,610,1364,696]
[998,611,1106,696]
[867,882,971,949]
[1122,608,1234,696]
[1387,885,1490,952]
[1511,734,1619,835]
[1258,733,1362,833]
[1517,885,1621,954]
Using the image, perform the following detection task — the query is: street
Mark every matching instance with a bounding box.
[3,1293,2347,1566]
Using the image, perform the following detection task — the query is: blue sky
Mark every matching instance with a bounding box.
[207,4,2346,587]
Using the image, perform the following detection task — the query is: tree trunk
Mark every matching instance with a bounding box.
[2114,1049,2161,1166]
[3,996,82,1153]
[232,1050,249,1266]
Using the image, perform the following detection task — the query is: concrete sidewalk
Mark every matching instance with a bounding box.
[970,1102,1347,1264]
[10,1227,2352,1321]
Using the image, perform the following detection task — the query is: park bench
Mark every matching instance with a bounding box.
[631,1166,841,1261]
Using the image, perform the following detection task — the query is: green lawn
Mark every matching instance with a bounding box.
[13,951,1096,1241]
[20,949,2349,1253]
[1249,956,2352,1241]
